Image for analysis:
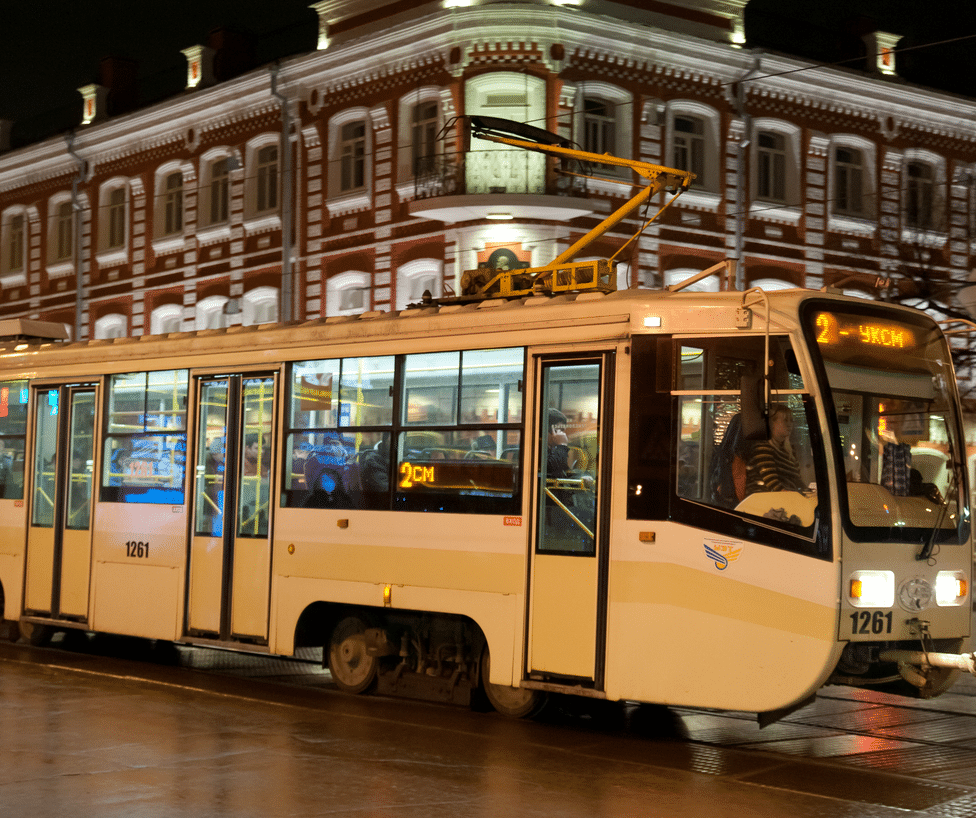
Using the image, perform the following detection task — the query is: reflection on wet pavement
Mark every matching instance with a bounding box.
[6,635,976,816]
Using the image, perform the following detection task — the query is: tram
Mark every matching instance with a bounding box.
[0,122,973,721]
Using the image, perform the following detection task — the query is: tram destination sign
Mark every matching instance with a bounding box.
[814,311,918,351]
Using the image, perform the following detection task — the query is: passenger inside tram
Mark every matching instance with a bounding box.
[744,403,805,496]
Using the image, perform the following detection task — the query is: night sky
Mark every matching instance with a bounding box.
[0,1,974,147]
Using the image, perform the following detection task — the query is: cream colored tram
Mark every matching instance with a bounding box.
[0,280,971,720]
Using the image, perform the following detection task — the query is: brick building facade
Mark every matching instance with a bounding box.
[1,0,975,357]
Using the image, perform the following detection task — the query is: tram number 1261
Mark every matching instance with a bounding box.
[850,610,893,635]
[125,540,150,559]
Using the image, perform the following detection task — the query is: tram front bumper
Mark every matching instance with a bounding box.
[879,649,976,687]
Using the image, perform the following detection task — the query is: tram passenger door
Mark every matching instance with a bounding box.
[527,354,611,684]
[187,374,276,642]
[25,385,97,621]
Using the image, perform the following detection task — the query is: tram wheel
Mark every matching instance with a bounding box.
[480,644,546,718]
[2,619,20,643]
[19,621,53,647]
[327,616,378,694]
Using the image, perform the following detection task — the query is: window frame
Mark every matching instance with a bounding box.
[100,369,189,505]
[282,347,525,515]
[326,271,370,317]
[666,103,720,198]
[1,208,27,284]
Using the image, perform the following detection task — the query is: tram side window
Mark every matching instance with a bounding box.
[284,355,395,509]
[0,379,29,499]
[674,337,818,534]
[395,347,523,514]
[100,370,188,503]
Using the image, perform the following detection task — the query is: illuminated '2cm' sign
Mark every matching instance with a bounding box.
[399,462,435,489]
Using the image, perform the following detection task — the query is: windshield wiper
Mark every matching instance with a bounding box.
[917,460,959,561]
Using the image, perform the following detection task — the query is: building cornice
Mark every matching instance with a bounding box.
[2,3,976,185]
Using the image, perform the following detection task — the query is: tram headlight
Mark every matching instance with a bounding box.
[848,570,894,608]
[935,571,969,606]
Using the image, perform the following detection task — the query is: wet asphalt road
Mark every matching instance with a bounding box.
[5,636,976,817]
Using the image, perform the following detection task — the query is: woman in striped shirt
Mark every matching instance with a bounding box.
[745,403,805,495]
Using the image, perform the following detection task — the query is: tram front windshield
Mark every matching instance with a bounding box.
[808,304,967,545]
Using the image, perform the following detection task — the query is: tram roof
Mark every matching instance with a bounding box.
[0,286,916,378]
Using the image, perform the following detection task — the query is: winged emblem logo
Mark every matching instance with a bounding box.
[703,540,742,571]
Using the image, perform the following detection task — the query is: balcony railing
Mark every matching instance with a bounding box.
[413,151,588,200]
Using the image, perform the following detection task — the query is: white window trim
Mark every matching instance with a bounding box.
[243,134,281,225]
[666,102,721,195]
[747,277,795,292]
[327,271,370,317]
[901,148,947,244]
[827,135,877,233]
[574,82,633,195]
[0,205,28,286]
[150,304,183,335]
[750,119,802,216]
[242,286,280,326]
[196,295,229,330]
[46,191,75,270]
[152,161,188,250]
[664,267,719,293]
[199,148,236,229]
[94,313,127,339]
[397,87,443,188]
[96,177,129,264]
[327,109,372,215]
[395,259,442,310]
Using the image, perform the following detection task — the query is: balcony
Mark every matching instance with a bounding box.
[408,150,597,224]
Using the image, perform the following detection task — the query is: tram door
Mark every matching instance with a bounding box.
[187,374,276,642]
[24,384,97,620]
[527,354,611,683]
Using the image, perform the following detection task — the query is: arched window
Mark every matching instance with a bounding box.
[150,304,183,335]
[664,268,720,293]
[667,103,721,196]
[94,313,127,339]
[828,136,876,227]
[1,207,27,284]
[196,295,229,330]
[327,108,373,214]
[902,150,945,236]
[97,179,129,256]
[465,73,546,195]
[242,286,279,326]
[152,162,188,252]
[244,136,281,220]
[397,88,444,182]
[396,259,442,309]
[199,151,234,228]
[327,272,370,317]
[46,193,74,267]
[575,82,633,186]
[748,277,794,292]
[162,172,183,234]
